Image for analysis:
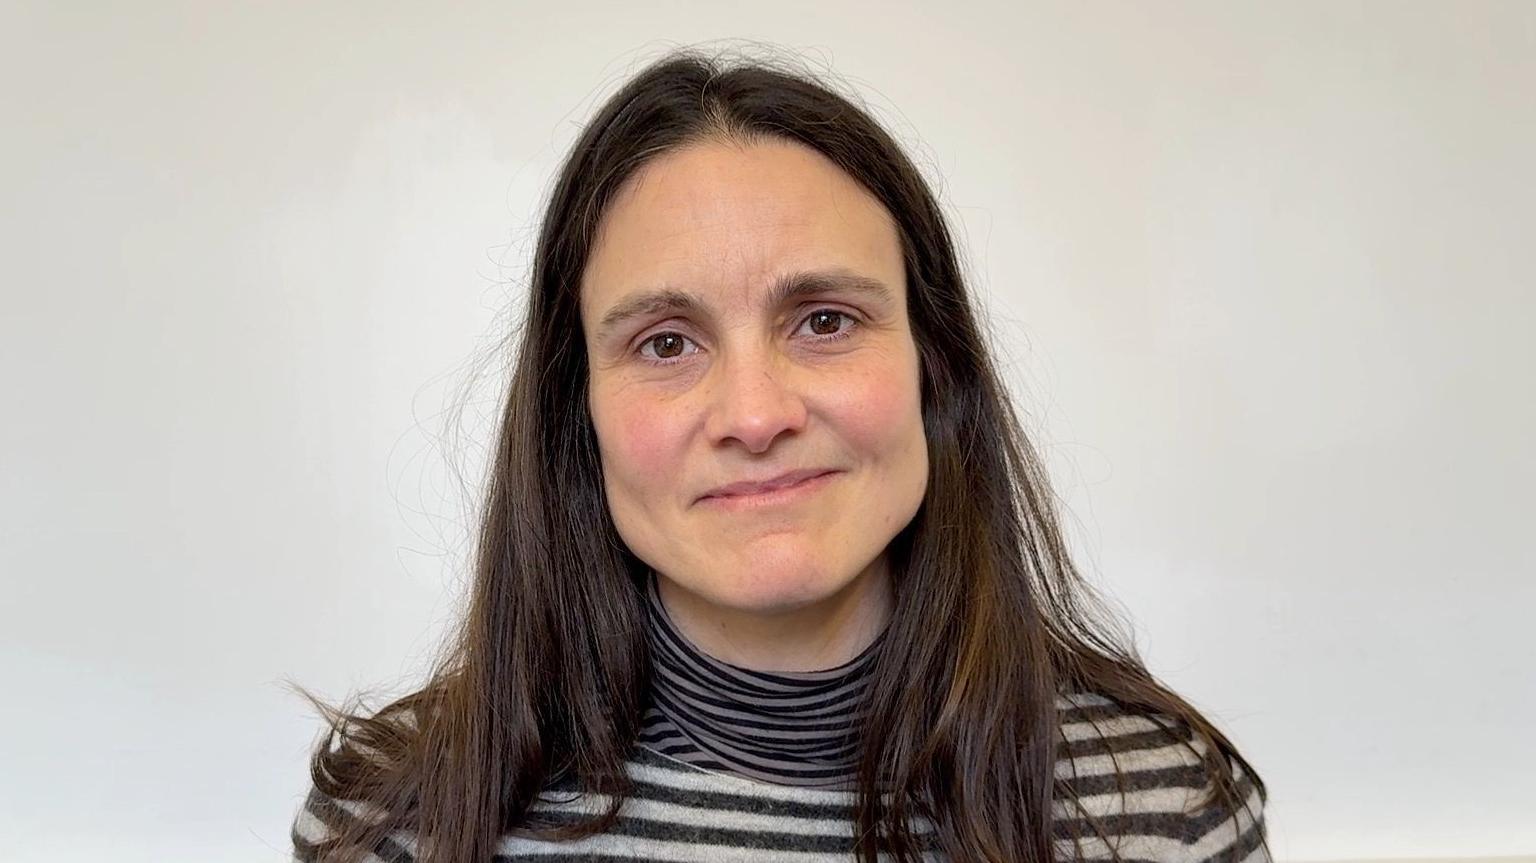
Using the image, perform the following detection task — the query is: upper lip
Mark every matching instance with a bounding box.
[700,468,837,500]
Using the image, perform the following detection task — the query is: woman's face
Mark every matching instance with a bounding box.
[580,138,929,619]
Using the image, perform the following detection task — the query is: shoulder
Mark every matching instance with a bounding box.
[290,781,403,863]
[1051,690,1271,863]
[290,703,425,862]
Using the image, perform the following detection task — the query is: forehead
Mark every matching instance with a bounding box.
[580,139,904,320]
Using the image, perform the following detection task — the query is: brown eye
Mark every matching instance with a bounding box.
[637,331,698,365]
[650,333,686,359]
[797,308,860,342]
[808,310,843,335]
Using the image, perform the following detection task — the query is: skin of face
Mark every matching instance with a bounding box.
[580,138,929,672]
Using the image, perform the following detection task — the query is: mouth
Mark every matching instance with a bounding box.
[697,469,841,509]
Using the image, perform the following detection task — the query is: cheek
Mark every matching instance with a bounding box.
[592,384,689,487]
[824,355,924,456]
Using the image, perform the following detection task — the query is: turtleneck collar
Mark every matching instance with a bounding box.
[639,570,888,788]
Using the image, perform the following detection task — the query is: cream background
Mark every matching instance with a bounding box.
[1,2,1531,861]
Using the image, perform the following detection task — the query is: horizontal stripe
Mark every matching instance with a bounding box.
[294,691,1268,862]
[642,571,882,788]
[494,832,946,863]
[291,579,1267,862]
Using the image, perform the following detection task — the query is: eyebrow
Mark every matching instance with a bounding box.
[594,268,897,343]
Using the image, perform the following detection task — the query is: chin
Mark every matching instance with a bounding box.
[708,560,850,613]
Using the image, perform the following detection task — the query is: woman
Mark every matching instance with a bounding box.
[290,48,1271,863]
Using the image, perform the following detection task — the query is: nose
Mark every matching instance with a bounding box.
[702,350,808,454]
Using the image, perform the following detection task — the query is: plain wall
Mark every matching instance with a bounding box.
[2,2,1531,861]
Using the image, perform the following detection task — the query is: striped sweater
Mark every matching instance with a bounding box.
[636,568,891,790]
[293,578,1270,861]
[291,690,1268,862]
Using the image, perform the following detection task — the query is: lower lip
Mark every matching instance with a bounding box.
[699,471,840,511]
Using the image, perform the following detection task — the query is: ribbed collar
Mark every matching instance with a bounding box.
[641,571,888,788]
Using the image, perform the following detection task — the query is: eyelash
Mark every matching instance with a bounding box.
[634,308,862,367]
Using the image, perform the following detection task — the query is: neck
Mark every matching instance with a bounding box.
[651,560,894,672]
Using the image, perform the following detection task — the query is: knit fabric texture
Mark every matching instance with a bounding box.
[639,569,886,789]
[291,583,1270,862]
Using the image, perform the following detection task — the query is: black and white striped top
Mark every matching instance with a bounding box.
[291,582,1271,862]
[638,569,886,789]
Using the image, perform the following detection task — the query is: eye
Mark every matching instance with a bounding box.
[638,331,697,365]
[796,308,859,341]
[635,308,863,367]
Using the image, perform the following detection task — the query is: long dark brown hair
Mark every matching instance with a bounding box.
[292,46,1270,863]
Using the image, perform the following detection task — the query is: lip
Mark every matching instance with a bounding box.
[698,468,840,506]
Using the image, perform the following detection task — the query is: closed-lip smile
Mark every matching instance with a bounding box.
[699,468,839,502]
